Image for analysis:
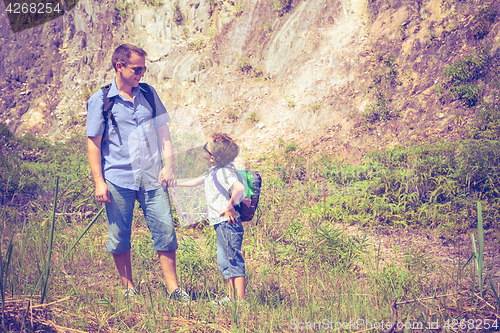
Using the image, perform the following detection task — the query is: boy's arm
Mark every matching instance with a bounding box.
[219,180,245,224]
[173,177,204,187]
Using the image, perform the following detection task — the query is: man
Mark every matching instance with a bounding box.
[86,44,188,301]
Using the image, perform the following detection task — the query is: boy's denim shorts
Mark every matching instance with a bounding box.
[214,221,245,279]
[105,181,178,254]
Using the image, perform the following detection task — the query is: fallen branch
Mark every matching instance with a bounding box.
[31,296,70,309]
[395,292,462,306]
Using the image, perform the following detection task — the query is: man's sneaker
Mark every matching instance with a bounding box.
[169,287,190,303]
[123,288,139,301]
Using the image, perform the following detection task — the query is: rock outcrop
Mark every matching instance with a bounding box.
[0,0,498,163]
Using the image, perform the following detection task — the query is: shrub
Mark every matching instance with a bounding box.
[450,84,483,107]
[364,54,400,124]
[173,3,183,24]
[188,39,206,52]
[363,95,396,123]
[115,2,132,21]
[271,0,292,14]
[470,4,497,39]
[238,58,253,74]
[285,142,297,153]
[145,0,162,6]
[470,88,500,139]
[441,47,490,107]
[308,104,321,113]
[443,50,488,85]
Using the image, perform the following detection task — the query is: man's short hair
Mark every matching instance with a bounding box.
[210,133,239,166]
[111,44,147,71]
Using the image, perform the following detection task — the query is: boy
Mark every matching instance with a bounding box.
[172,133,246,304]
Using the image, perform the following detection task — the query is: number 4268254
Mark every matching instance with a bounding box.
[5,2,62,14]
[443,318,498,330]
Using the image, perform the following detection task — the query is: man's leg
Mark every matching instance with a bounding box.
[158,250,179,293]
[138,186,180,293]
[113,250,135,289]
[105,181,136,290]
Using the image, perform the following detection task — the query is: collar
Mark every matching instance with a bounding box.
[107,78,144,99]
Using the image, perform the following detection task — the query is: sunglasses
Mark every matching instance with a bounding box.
[121,63,147,75]
[203,143,217,160]
[203,142,211,155]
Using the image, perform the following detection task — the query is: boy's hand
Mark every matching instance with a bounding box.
[220,207,239,224]
[159,165,177,187]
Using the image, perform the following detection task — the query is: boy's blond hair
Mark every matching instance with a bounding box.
[210,133,239,166]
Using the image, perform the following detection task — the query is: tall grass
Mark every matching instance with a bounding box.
[0,124,499,331]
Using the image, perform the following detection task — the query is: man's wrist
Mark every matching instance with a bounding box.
[163,164,174,171]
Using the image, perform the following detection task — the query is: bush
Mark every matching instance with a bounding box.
[145,0,162,6]
[284,142,297,153]
[0,127,94,214]
[364,54,400,124]
[115,2,132,21]
[441,47,490,107]
[470,4,497,39]
[173,3,183,24]
[271,0,292,14]
[188,39,206,52]
[450,84,483,107]
[443,50,488,85]
[238,58,253,74]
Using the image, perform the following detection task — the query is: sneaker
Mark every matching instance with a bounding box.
[169,287,190,303]
[123,288,139,301]
[212,296,244,309]
[212,296,231,308]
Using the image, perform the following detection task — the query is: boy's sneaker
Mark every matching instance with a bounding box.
[212,296,244,309]
[212,296,231,308]
[123,288,139,301]
[169,287,190,303]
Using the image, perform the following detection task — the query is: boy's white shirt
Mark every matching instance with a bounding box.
[200,163,242,225]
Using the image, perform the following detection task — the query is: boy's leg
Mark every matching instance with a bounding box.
[228,276,246,301]
[138,186,180,293]
[215,222,246,300]
[105,181,137,289]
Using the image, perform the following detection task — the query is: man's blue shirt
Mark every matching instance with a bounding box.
[86,78,170,191]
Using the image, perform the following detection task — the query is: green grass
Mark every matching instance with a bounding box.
[0,124,499,331]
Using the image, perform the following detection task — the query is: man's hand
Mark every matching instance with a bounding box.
[159,165,177,187]
[219,207,239,224]
[88,136,110,203]
[95,181,111,203]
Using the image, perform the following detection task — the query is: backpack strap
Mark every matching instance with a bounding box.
[212,166,231,201]
[101,84,118,128]
[100,82,158,146]
[101,83,157,128]
[139,83,156,119]
[212,166,243,201]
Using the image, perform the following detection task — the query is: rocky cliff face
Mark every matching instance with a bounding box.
[0,0,498,163]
